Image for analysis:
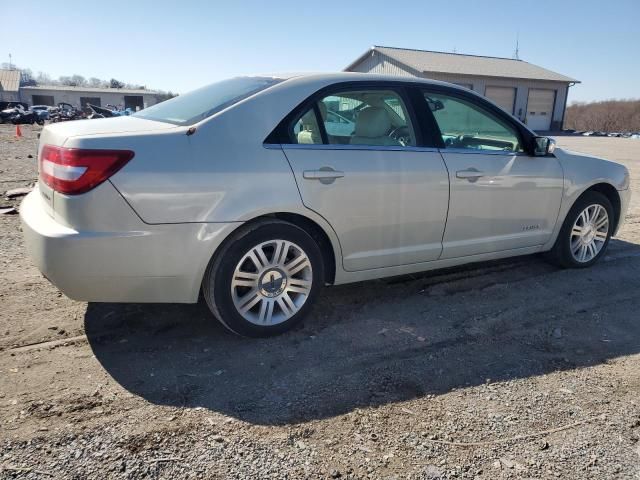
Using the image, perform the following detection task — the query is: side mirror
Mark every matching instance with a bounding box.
[534,136,556,156]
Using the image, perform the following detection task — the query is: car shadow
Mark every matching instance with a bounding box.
[85,238,640,425]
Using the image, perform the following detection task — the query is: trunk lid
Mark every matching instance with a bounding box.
[36,116,181,225]
[42,115,178,139]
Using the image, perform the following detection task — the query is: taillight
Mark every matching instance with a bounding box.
[40,145,134,195]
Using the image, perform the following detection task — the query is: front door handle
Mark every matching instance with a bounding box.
[303,168,345,184]
[456,168,484,180]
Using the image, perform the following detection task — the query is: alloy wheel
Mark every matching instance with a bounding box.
[570,203,609,263]
[231,239,313,325]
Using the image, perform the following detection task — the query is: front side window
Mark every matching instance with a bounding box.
[134,76,282,126]
[290,89,416,147]
[424,91,523,152]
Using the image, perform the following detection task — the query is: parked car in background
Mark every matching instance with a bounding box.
[0,104,44,125]
[0,103,26,124]
[9,108,44,125]
[49,103,84,122]
[31,105,50,121]
[0,101,29,111]
[21,73,631,337]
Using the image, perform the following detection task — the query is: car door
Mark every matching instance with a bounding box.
[419,89,564,259]
[281,85,449,272]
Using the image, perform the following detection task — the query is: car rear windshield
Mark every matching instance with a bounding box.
[134,76,283,126]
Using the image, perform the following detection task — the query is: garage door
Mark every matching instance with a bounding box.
[484,86,516,114]
[527,89,556,131]
[32,95,55,106]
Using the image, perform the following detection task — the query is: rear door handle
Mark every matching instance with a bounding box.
[303,168,345,184]
[456,168,484,180]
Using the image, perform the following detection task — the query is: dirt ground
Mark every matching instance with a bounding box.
[1,124,639,479]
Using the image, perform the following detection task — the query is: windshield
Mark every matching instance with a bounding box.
[134,76,283,126]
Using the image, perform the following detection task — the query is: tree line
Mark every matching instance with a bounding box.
[1,63,177,102]
[564,99,640,133]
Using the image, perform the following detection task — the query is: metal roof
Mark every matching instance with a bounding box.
[0,69,21,92]
[20,85,158,94]
[346,46,580,83]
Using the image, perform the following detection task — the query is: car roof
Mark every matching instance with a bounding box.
[270,71,464,89]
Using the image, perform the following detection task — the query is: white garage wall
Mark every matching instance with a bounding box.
[20,87,159,110]
[348,52,570,130]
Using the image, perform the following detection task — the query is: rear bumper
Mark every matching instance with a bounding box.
[20,189,239,303]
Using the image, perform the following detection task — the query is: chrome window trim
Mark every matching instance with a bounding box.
[438,147,529,156]
[266,143,440,153]
[263,143,283,150]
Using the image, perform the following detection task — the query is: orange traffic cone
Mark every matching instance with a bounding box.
[15,125,22,138]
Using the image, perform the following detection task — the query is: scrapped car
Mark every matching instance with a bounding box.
[31,105,51,121]
[21,73,631,337]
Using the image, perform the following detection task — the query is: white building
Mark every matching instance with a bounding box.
[345,46,580,131]
[20,85,160,111]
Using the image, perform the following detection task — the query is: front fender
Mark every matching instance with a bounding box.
[542,148,631,249]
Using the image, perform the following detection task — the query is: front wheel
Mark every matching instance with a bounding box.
[202,220,324,337]
[548,191,614,268]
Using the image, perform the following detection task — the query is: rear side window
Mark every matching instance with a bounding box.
[290,89,416,147]
[134,77,282,126]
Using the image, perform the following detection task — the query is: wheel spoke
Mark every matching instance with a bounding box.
[578,211,588,227]
[252,247,270,270]
[272,240,289,266]
[232,271,259,288]
[258,299,275,323]
[571,225,584,237]
[595,216,608,230]
[571,240,581,255]
[595,231,607,241]
[579,245,588,262]
[287,278,312,294]
[286,256,311,276]
[276,293,298,318]
[593,205,603,222]
[238,290,262,313]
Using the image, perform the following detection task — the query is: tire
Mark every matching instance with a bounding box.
[202,220,325,337]
[548,191,614,268]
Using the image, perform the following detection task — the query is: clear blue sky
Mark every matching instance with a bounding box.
[2,0,638,103]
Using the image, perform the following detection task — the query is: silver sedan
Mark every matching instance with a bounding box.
[21,73,631,336]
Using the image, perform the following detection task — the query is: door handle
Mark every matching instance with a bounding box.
[303,168,345,184]
[456,169,484,180]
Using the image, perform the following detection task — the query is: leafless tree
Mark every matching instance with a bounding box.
[565,99,640,132]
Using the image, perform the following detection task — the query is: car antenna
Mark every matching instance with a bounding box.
[186,126,196,136]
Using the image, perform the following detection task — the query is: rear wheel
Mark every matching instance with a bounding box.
[548,191,614,268]
[202,220,324,337]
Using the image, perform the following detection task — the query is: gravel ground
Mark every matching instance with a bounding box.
[1,124,640,479]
